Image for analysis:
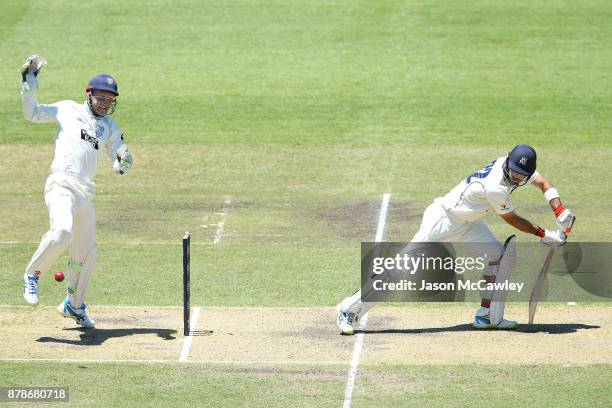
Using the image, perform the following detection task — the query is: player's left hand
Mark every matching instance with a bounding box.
[555,207,575,233]
[540,228,567,246]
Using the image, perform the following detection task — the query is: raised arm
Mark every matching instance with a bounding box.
[21,54,59,124]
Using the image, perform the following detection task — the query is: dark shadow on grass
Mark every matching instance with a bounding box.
[356,323,600,335]
[37,327,177,346]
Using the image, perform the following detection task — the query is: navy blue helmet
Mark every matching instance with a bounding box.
[503,144,537,186]
[86,74,118,116]
[86,74,118,95]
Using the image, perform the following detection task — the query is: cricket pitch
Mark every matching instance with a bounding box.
[1,304,610,365]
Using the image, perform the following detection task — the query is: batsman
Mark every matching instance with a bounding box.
[337,144,575,334]
[20,55,134,328]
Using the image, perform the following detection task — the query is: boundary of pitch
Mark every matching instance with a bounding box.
[0,241,233,246]
[0,357,349,366]
[0,356,599,368]
[0,305,337,310]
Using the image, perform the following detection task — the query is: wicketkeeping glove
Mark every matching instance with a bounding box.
[21,54,47,82]
[113,146,133,175]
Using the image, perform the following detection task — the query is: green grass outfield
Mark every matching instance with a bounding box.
[1,362,609,408]
[1,0,611,407]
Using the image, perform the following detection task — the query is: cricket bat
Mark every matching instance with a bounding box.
[528,245,557,324]
[528,219,575,324]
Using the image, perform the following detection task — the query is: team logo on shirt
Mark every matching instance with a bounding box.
[95,124,105,138]
[80,129,99,150]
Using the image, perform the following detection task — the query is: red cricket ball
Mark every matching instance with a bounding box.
[54,271,65,282]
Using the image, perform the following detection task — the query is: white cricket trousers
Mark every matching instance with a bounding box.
[24,173,97,307]
[341,199,504,315]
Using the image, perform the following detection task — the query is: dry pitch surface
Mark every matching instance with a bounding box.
[1,304,610,365]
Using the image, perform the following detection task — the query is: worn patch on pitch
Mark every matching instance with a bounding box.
[313,199,419,240]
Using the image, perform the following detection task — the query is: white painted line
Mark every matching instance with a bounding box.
[343,313,369,408]
[374,193,390,243]
[0,305,336,310]
[0,241,216,246]
[213,197,232,244]
[184,360,348,366]
[0,305,187,309]
[0,357,348,366]
[199,306,335,311]
[343,192,390,408]
[0,358,175,364]
[568,302,576,306]
[179,306,201,362]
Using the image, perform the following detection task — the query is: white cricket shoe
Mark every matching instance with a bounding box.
[23,273,40,305]
[57,298,95,328]
[473,307,517,329]
[337,305,358,335]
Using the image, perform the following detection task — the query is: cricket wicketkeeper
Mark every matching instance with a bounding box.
[337,144,575,334]
[21,55,133,328]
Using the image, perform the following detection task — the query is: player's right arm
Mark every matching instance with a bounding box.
[20,54,59,124]
[499,211,541,235]
[499,211,566,245]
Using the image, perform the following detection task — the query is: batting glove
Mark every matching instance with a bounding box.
[554,205,575,233]
[536,228,566,246]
